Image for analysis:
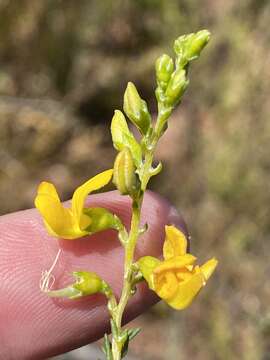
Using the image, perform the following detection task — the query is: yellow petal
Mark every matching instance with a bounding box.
[154,271,179,301]
[167,272,204,310]
[176,267,193,281]
[154,254,196,275]
[37,181,61,201]
[163,225,187,260]
[200,258,218,281]
[71,169,113,229]
[35,182,83,239]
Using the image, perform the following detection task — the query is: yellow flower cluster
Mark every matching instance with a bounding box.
[35,169,113,239]
[138,225,217,310]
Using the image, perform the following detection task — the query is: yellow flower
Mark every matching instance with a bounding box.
[138,225,218,310]
[35,169,113,239]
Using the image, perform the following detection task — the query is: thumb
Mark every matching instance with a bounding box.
[0,190,187,360]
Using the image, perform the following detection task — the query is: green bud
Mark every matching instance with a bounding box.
[111,110,142,167]
[155,54,174,90]
[123,82,151,135]
[113,147,138,196]
[174,30,211,67]
[165,69,189,106]
[186,29,210,61]
[46,271,105,299]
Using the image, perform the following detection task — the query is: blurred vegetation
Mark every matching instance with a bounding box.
[0,0,270,359]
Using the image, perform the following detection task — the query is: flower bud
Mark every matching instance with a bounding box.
[111,110,130,150]
[111,110,142,167]
[113,147,138,196]
[155,54,174,90]
[174,30,210,66]
[165,69,189,106]
[185,30,210,61]
[123,82,151,135]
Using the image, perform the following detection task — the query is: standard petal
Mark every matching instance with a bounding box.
[153,254,196,275]
[35,193,82,239]
[167,272,204,310]
[163,225,187,260]
[71,169,113,228]
[200,258,218,281]
[37,181,61,201]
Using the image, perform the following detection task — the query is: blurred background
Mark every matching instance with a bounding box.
[0,0,270,359]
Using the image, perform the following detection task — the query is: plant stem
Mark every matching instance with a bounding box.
[111,199,142,359]
[110,116,164,359]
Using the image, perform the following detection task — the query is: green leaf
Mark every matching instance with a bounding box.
[111,110,142,167]
[121,328,141,358]
[127,327,141,341]
[102,333,113,360]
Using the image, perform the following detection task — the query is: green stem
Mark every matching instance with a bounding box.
[110,112,165,360]
[111,199,142,359]
[141,150,154,191]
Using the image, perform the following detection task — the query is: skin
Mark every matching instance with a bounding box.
[0,190,187,360]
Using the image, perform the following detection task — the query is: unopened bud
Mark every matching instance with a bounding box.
[165,69,189,106]
[113,147,138,196]
[110,110,142,168]
[155,54,174,90]
[174,30,210,66]
[123,82,151,135]
[185,30,210,61]
[111,110,130,151]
